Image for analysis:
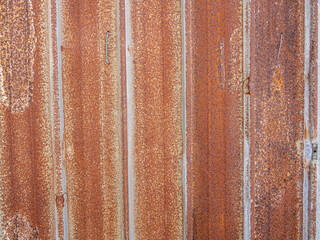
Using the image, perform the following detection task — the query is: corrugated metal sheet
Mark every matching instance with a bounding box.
[0,0,318,239]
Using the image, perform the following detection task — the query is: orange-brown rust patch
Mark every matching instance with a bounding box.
[186,0,243,239]
[250,1,304,238]
[129,0,184,239]
[0,0,36,113]
[62,0,122,239]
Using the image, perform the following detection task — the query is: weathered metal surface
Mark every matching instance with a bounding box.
[62,0,122,239]
[0,0,56,239]
[126,0,184,239]
[186,0,243,239]
[0,0,36,113]
[250,0,305,239]
[0,0,319,239]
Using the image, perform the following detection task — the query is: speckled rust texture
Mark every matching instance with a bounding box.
[250,0,305,239]
[0,0,57,238]
[186,0,243,239]
[62,0,122,239]
[129,0,184,239]
[0,0,36,113]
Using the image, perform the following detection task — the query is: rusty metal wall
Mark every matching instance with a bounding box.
[0,0,318,239]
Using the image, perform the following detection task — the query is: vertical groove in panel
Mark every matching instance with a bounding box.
[56,0,69,237]
[186,0,243,239]
[62,0,122,239]
[185,0,193,238]
[304,1,312,238]
[181,0,187,238]
[243,0,251,239]
[119,0,129,238]
[0,0,56,238]
[317,1,320,238]
[309,1,318,239]
[250,1,304,239]
[50,0,68,238]
[317,0,320,238]
[127,0,184,239]
[124,0,133,238]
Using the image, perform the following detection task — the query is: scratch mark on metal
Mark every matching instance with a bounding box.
[277,33,283,61]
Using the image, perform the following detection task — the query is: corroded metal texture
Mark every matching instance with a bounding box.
[0,0,36,113]
[0,0,56,239]
[250,0,305,239]
[126,0,184,239]
[186,0,243,239]
[0,0,319,239]
[62,0,122,239]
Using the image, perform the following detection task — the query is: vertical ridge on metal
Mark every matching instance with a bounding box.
[307,0,319,238]
[243,0,251,239]
[61,0,122,239]
[0,0,57,238]
[317,1,320,238]
[186,0,243,239]
[119,0,129,238]
[250,0,305,239]
[125,0,184,239]
[50,0,69,238]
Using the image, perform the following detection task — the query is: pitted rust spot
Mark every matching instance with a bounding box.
[243,77,250,95]
[3,214,40,240]
[0,0,36,113]
[55,194,65,209]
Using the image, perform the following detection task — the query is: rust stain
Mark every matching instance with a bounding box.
[0,0,58,238]
[128,0,184,239]
[186,0,243,239]
[0,0,317,239]
[250,0,305,239]
[62,0,122,239]
[0,0,36,113]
